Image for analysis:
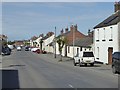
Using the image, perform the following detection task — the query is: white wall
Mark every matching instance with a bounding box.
[118,22,120,51]
[94,24,119,64]
[43,35,55,52]
[67,46,93,58]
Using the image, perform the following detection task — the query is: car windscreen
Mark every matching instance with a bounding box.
[83,52,94,57]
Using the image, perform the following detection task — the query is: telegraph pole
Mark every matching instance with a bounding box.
[54,26,56,58]
[73,25,75,59]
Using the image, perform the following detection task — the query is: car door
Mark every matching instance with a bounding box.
[118,53,120,72]
[113,53,117,68]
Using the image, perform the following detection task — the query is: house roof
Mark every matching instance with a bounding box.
[94,10,120,29]
[57,31,71,38]
[69,37,93,47]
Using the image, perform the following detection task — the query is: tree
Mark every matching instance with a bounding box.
[56,36,67,61]
[40,39,43,50]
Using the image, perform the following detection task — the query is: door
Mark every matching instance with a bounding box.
[77,48,79,56]
[108,47,113,65]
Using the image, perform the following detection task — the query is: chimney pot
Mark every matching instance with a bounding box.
[114,2,120,12]
[61,29,64,34]
[65,27,69,33]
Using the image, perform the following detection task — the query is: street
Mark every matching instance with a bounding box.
[1,50,119,89]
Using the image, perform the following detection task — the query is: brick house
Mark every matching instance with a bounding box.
[14,41,24,47]
[55,24,86,57]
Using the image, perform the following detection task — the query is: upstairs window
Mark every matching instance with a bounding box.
[102,28,106,41]
[68,46,70,53]
[96,29,99,42]
[109,27,113,41]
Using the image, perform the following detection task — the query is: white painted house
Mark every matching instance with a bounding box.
[67,37,93,58]
[43,34,54,53]
[94,2,120,64]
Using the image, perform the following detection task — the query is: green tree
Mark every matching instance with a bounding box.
[40,39,43,50]
[7,41,16,45]
[24,42,30,46]
[56,36,67,61]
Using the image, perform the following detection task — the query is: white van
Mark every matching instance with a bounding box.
[74,51,95,66]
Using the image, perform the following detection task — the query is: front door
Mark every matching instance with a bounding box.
[108,47,113,65]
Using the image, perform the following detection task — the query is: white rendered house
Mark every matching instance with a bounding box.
[67,37,93,58]
[42,33,54,53]
[94,4,120,64]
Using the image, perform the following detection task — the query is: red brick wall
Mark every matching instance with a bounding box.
[66,30,86,45]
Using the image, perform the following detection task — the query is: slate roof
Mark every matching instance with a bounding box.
[69,37,93,47]
[94,10,120,29]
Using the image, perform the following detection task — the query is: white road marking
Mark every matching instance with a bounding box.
[68,84,74,88]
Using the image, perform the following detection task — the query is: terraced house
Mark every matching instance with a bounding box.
[94,2,120,64]
[55,24,86,57]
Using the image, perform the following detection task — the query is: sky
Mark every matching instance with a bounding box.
[2,2,115,41]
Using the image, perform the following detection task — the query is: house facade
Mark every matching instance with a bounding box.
[42,32,54,53]
[43,33,54,53]
[94,2,120,64]
[54,24,86,57]
[30,36,38,47]
[0,34,8,54]
[67,37,93,58]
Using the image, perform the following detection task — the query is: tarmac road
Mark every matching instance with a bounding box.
[1,50,119,89]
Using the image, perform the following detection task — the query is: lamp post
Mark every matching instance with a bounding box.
[73,27,75,59]
[54,26,56,58]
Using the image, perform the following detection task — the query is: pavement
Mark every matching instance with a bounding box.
[37,54,117,75]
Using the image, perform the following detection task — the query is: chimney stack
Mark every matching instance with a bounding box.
[88,29,93,37]
[88,29,91,37]
[65,27,69,33]
[70,25,74,32]
[61,29,64,34]
[39,34,44,37]
[114,2,120,12]
[74,24,78,31]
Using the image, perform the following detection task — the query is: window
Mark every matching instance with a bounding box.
[68,46,70,53]
[97,47,99,59]
[77,48,79,55]
[96,29,99,42]
[83,52,94,57]
[80,47,82,51]
[102,28,106,41]
[109,27,113,41]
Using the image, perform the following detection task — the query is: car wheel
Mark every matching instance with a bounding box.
[90,63,94,66]
[85,63,87,66]
[112,65,117,74]
[73,60,76,66]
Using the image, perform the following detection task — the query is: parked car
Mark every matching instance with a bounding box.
[17,46,22,51]
[74,51,95,66]
[25,46,29,51]
[112,52,120,74]
[8,45,14,50]
[2,46,11,55]
[31,47,39,52]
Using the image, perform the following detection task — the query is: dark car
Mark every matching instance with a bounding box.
[112,52,120,74]
[2,46,11,55]
[25,46,29,51]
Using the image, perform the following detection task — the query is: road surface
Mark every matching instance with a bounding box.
[1,49,119,89]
